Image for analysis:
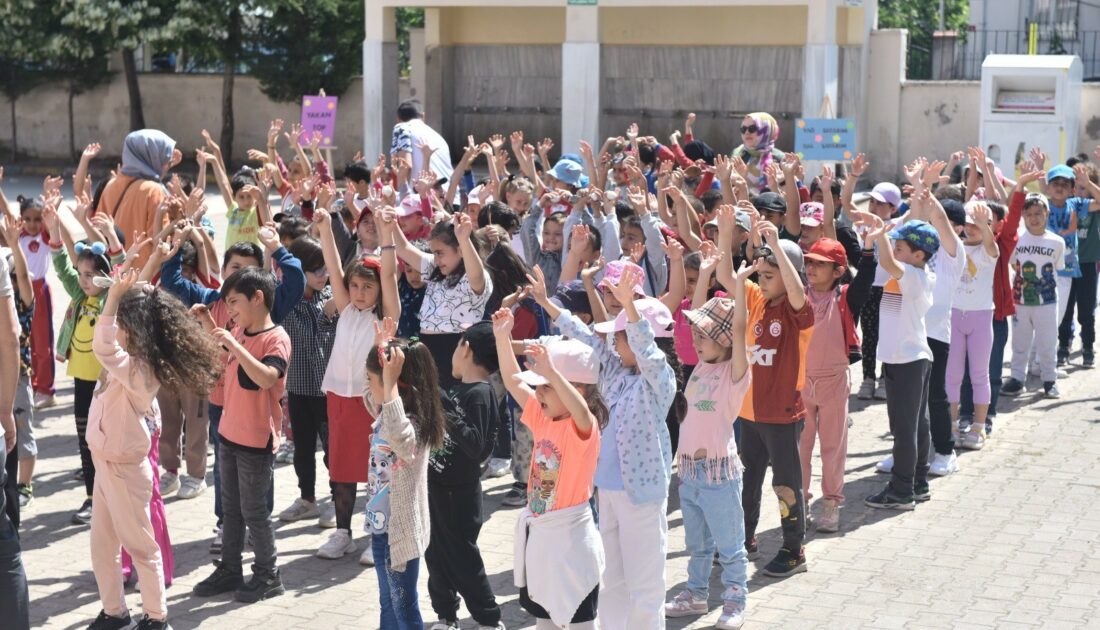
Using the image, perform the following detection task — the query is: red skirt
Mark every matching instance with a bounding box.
[326,392,374,483]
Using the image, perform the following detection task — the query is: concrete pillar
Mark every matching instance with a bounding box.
[409,28,426,102]
[865,29,907,182]
[802,0,839,173]
[562,5,600,155]
[363,2,396,159]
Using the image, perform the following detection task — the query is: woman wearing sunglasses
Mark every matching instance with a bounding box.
[732,113,785,193]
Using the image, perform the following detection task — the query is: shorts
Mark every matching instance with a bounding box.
[13,375,36,460]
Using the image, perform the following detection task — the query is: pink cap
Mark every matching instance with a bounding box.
[598,260,645,295]
[799,202,825,227]
[516,339,599,386]
[396,195,424,218]
[593,297,675,337]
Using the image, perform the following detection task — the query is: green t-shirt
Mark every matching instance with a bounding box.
[1077,200,1100,263]
[225,204,260,250]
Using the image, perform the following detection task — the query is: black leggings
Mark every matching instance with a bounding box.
[73,378,97,497]
[287,394,331,502]
[332,482,356,532]
[860,287,883,381]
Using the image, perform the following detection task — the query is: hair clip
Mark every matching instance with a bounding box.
[75,241,107,257]
[360,256,382,271]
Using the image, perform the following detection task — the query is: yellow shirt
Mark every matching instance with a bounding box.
[68,295,103,382]
[225,203,260,250]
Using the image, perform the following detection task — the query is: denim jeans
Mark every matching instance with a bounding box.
[372,533,423,630]
[678,460,748,605]
[0,446,29,629]
[960,317,1010,419]
[210,404,273,527]
[219,442,277,574]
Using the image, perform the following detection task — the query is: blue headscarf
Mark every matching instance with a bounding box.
[120,129,176,182]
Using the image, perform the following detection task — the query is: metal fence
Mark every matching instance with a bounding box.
[911,29,1100,80]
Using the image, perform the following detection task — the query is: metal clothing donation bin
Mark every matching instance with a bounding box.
[980,54,1082,176]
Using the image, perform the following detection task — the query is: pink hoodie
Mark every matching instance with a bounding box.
[85,316,161,464]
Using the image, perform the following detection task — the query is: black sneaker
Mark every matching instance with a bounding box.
[134,616,172,630]
[235,568,284,603]
[745,536,759,560]
[985,417,994,437]
[1043,381,1060,399]
[1057,346,1069,366]
[913,481,931,503]
[1083,351,1095,368]
[761,547,807,577]
[1000,378,1024,397]
[501,486,527,507]
[193,564,244,597]
[864,487,915,511]
[72,498,93,525]
[88,610,132,630]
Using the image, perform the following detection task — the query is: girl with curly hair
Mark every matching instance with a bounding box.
[85,269,222,630]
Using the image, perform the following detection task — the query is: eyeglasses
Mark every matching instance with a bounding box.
[740,125,760,135]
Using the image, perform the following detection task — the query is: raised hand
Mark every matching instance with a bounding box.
[580,256,605,284]
[626,122,639,142]
[570,224,591,252]
[284,123,305,147]
[82,143,101,160]
[526,265,550,306]
[524,343,555,379]
[268,119,284,146]
[454,213,474,241]
[661,237,684,261]
[374,317,398,348]
[629,242,645,265]
[380,343,405,390]
[491,308,515,337]
[610,264,643,306]
[488,134,505,152]
[849,153,869,177]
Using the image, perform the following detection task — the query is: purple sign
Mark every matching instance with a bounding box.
[300,95,338,149]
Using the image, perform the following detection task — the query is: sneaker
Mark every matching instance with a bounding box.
[429,621,460,630]
[816,499,839,533]
[359,545,375,567]
[483,457,510,479]
[134,616,172,630]
[159,472,180,496]
[1084,350,1095,368]
[33,392,57,409]
[857,378,875,400]
[193,564,244,597]
[274,442,294,464]
[501,487,527,507]
[864,486,915,511]
[745,536,759,560]
[176,475,206,500]
[1057,346,1069,366]
[960,431,985,450]
[716,600,746,630]
[318,503,337,528]
[761,547,807,577]
[88,609,132,630]
[209,527,222,554]
[664,590,707,617]
[316,529,356,559]
[1044,381,1061,398]
[913,481,931,503]
[278,497,319,522]
[1000,378,1024,397]
[477,624,507,630]
[928,451,959,476]
[872,381,887,400]
[235,568,284,603]
[875,455,894,474]
[16,483,32,508]
[72,498,93,525]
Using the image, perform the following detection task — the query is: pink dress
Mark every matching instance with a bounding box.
[122,428,173,586]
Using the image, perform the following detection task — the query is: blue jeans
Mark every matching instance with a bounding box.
[372,533,423,629]
[210,403,274,526]
[678,460,748,605]
[960,317,1010,419]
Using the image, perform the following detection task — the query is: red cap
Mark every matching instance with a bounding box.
[803,238,847,267]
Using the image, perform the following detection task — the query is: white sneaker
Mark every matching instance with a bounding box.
[429,621,460,630]
[875,455,893,474]
[716,600,746,630]
[816,499,840,533]
[960,431,985,450]
[33,392,56,409]
[359,545,376,567]
[483,457,510,479]
[928,451,959,477]
[664,590,707,617]
[316,529,356,559]
[279,497,320,522]
[857,378,875,400]
[176,475,206,499]
[275,441,294,464]
[478,624,507,630]
[318,504,337,528]
[159,472,180,496]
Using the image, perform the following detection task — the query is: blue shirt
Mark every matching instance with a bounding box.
[1048,198,1084,278]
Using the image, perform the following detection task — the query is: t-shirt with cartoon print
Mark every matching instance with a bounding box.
[1011,229,1066,307]
[365,421,396,535]
[520,396,599,517]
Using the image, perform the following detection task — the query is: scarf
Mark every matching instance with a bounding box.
[733,112,780,192]
[120,129,176,182]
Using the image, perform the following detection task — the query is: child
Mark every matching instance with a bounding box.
[536,264,680,629]
[727,213,815,578]
[799,236,876,533]
[193,267,292,603]
[1002,194,1066,398]
[945,203,999,454]
[364,321,446,630]
[426,322,503,630]
[15,195,55,409]
[863,216,938,511]
[86,269,221,630]
[1063,162,1100,367]
[521,196,565,293]
[311,207,399,564]
[1042,164,1081,365]
[396,241,428,338]
[204,131,270,248]
[492,310,605,630]
[664,261,751,630]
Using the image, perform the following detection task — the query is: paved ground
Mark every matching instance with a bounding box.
[6,175,1100,629]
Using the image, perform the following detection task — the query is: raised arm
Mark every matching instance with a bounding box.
[529,343,595,434]
[73,143,100,198]
[0,215,32,307]
[729,260,754,381]
[454,214,487,295]
[841,153,867,214]
[820,165,838,240]
[314,208,351,312]
[377,210,401,321]
[203,130,235,210]
[660,238,686,313]
[759,220,806,310]
[492,308,532,406]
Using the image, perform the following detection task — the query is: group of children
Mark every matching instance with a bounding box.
[2,109,1098,630]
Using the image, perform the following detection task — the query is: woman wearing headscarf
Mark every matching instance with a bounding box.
[732,112,785,193]
[94,130,182,268]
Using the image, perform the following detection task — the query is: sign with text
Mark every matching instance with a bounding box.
[794,118,855,161]
[300,95,338,149]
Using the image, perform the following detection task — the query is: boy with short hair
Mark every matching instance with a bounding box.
[1063,162,1100,368]
[1042,164,1082,367]
[194,267,291,603]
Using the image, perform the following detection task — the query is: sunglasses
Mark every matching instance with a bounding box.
[740,125,760,135]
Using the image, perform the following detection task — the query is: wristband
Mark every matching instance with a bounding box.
[379,245,395,251]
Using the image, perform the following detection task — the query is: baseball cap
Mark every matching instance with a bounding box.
[889,220,940,257]
[598,260,645,295]
[803,237,848,267]
[683,297,737,347]
[467,185,493,206]
[548,160,583,188]
[942,199,972,226]
[516,339,599,386]
[752,191,787,214]
[549,280,591,315]
[869,182,902,207]
[1047,164,1075,183]
[734,212,752,232]
[593,297,675,337]
[396,195,425,218]
[799,202,825,227]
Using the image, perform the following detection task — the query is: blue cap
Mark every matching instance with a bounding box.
[549,280,590,314]
[558,153,590,187]
[1047,164,1075,183]
[548,160,584,188]
[888,220,940,257]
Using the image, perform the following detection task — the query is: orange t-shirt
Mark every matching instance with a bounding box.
[218,325,291,451]
[520,396,600,516]
[95,175,167,269]
[738,281,815,424]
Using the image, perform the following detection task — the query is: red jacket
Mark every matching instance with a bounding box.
[994,192,1025,320]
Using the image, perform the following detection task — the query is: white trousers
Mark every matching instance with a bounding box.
[1012,304,1059,383]
[596,490,668,630]
[1057,275,1073,325]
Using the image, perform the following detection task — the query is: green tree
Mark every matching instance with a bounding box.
[396,8,424,77]
[879,0,969,80]
[46,8,116,160]
[0,0,52,160]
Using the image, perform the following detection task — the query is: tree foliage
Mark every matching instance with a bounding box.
[878,0,970,80]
